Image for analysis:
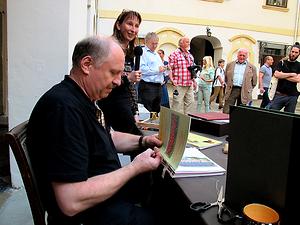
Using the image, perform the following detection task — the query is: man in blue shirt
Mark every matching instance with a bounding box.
[223,48,257,113]
[139,32,166,113]
[259,55,273,108]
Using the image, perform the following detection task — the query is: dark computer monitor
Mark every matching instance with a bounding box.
[225,105,298,225]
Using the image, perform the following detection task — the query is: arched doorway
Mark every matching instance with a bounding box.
[190,35,222,66]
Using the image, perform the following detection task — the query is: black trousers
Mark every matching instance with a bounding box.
[260,87,270,108]
[138,80,162,113]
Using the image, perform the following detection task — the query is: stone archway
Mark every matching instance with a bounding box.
[227,34,256,64]
[190,35,222,66]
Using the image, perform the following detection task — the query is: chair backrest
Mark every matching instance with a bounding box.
[5,121,46,225]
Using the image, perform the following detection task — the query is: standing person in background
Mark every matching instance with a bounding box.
[98,10,142,135]
[97,10,152,206]
[168,36,196,114]
[269,44,300,113]
[259,55,274,108]
[210,59,226,110]
[158,49,170,108]
[139,32,165,113]
[196,56,215,112]
[223,48,257,114]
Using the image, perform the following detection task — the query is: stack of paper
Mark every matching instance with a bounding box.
[172,147,226,178]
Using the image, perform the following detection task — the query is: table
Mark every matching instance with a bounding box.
[174,133,230,225]
[144,130,231,225]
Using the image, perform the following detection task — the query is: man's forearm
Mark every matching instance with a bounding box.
[111,131,140,152]
[274,70,297,79]
[286,74,300,82]
[52,163,140,217]
[259,73,264,88]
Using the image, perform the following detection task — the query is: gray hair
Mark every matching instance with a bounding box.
[145,32,158,43]
[178,36,189,47]
[237,48,249,55]
[72,35,119,68]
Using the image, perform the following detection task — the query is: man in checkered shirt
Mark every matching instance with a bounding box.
[168,36,196,114]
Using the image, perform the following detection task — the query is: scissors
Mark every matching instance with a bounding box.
[190,185,224,212]
[190,186,240,223]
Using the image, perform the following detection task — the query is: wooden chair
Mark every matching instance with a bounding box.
[5,121,46,225]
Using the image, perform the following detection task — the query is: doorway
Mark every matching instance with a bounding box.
[190,35,222,66]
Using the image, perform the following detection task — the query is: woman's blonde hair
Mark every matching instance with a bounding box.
[202,56,214,69]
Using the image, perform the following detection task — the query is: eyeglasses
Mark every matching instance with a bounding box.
[94,101,106,127]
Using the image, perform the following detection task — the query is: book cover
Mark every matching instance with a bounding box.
[187,133,222,150]
[173,147,226,178]
[159,107,226,178]
[159,107,191,172]
[188,112,229,121]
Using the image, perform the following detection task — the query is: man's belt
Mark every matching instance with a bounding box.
[140,80,161,86]
[275,91,288,96]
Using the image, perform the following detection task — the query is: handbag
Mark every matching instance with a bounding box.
[268,76,278,101]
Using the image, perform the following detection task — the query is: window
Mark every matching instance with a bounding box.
[263,0,289,12]
[266,0,287,8]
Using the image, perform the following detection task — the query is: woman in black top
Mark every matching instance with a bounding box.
[98,10,142,135]
[98,10,154,205]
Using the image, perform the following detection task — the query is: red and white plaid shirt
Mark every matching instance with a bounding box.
[168,48,194,86]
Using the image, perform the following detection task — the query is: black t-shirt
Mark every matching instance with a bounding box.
[275,60,300,96]
[26,76,122,223]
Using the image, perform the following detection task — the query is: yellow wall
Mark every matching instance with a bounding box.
[99,0,299,37]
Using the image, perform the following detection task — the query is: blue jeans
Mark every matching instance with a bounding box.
[269,94,298,113]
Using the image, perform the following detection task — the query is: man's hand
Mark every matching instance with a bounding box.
[192,79,198,90]
[142,134,163,149]
[159,66,166,73]
[131,148,162,174]
[259,87,265,94]
[134,114,140,123]
[128,70,142,83]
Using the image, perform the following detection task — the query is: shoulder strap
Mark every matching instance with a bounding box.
[213,67,219,85]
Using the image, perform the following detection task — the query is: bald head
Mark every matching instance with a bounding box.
[70,35,125,101]
[72,35,123,69]
[178,36,190,52]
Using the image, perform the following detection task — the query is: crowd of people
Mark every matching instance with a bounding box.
[137,35,300,115]
[25,8,300,225]
[138,40,300,115]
